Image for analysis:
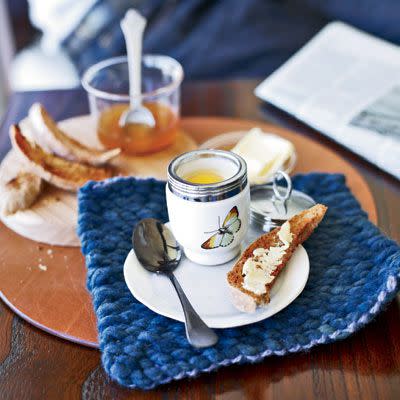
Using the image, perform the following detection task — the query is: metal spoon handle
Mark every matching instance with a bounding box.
[166,272,218,348]
[120,10,146,109]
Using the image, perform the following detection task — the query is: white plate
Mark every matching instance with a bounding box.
[124,230,310,329]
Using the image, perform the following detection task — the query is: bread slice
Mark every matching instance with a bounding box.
[28,103,120,165]
[0,171,43,215]
[10,124,114,191]
[227,204,327,312]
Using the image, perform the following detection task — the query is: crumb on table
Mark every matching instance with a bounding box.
[38,263,47,271]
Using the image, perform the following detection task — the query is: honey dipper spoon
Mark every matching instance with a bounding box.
[132,218,218,348]
[119,9,156,128]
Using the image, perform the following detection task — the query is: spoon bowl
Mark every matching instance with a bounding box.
[132,218,181,273]
[119,107,156,128]
[132,218,218,348]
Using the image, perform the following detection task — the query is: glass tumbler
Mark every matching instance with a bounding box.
[82,55,183,155]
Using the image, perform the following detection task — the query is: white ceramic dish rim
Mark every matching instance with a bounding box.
[123,241,310,329]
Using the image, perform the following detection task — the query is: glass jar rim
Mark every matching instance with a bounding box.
[81,55,184,102]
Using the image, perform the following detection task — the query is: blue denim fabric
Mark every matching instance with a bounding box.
[62,0,400,79]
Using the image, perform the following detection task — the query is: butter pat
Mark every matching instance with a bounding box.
[242,221,293,295]
[278,220,293,245]
[231,128,295,184]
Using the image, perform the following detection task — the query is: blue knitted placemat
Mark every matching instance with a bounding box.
[77,173,400,390]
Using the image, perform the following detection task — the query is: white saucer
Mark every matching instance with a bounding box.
[123,233,310,328]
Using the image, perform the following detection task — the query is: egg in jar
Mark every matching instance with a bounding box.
[166,150,250,265]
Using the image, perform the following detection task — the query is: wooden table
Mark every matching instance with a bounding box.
[0,81,399,399]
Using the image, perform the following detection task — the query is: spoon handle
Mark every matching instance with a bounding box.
[166,272,218,348]
[121,10,146,109]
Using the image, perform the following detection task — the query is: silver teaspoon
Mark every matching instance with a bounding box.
[119,10,155,128]
[132,218,218,348]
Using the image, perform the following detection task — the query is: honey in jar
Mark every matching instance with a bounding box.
[97,102,178,155]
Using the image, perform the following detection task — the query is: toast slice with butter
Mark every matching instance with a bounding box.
[10,124,114,191]
[227,204,327,312]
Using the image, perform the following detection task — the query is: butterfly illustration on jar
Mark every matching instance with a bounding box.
[201,206,241,249]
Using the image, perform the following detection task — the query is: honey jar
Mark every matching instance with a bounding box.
[82,55,183,155]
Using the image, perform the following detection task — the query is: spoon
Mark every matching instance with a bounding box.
[119,10,156,128]
[132,218,218,348]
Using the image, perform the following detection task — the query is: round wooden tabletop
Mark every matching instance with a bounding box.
[0,116,377,348]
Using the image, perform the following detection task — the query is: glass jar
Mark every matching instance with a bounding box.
[81,55,183,155]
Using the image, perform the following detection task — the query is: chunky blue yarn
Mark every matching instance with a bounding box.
[77,173,400,390]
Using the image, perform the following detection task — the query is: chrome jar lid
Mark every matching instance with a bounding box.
[250,171,316,232]
[167,149,248,202]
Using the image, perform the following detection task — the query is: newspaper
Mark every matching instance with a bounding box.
[255,21,400,180]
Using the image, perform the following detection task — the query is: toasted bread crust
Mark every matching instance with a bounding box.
[0,171,43,215]
[28,103,120,165]
[10,124,114,191]
[227,204,327,309]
